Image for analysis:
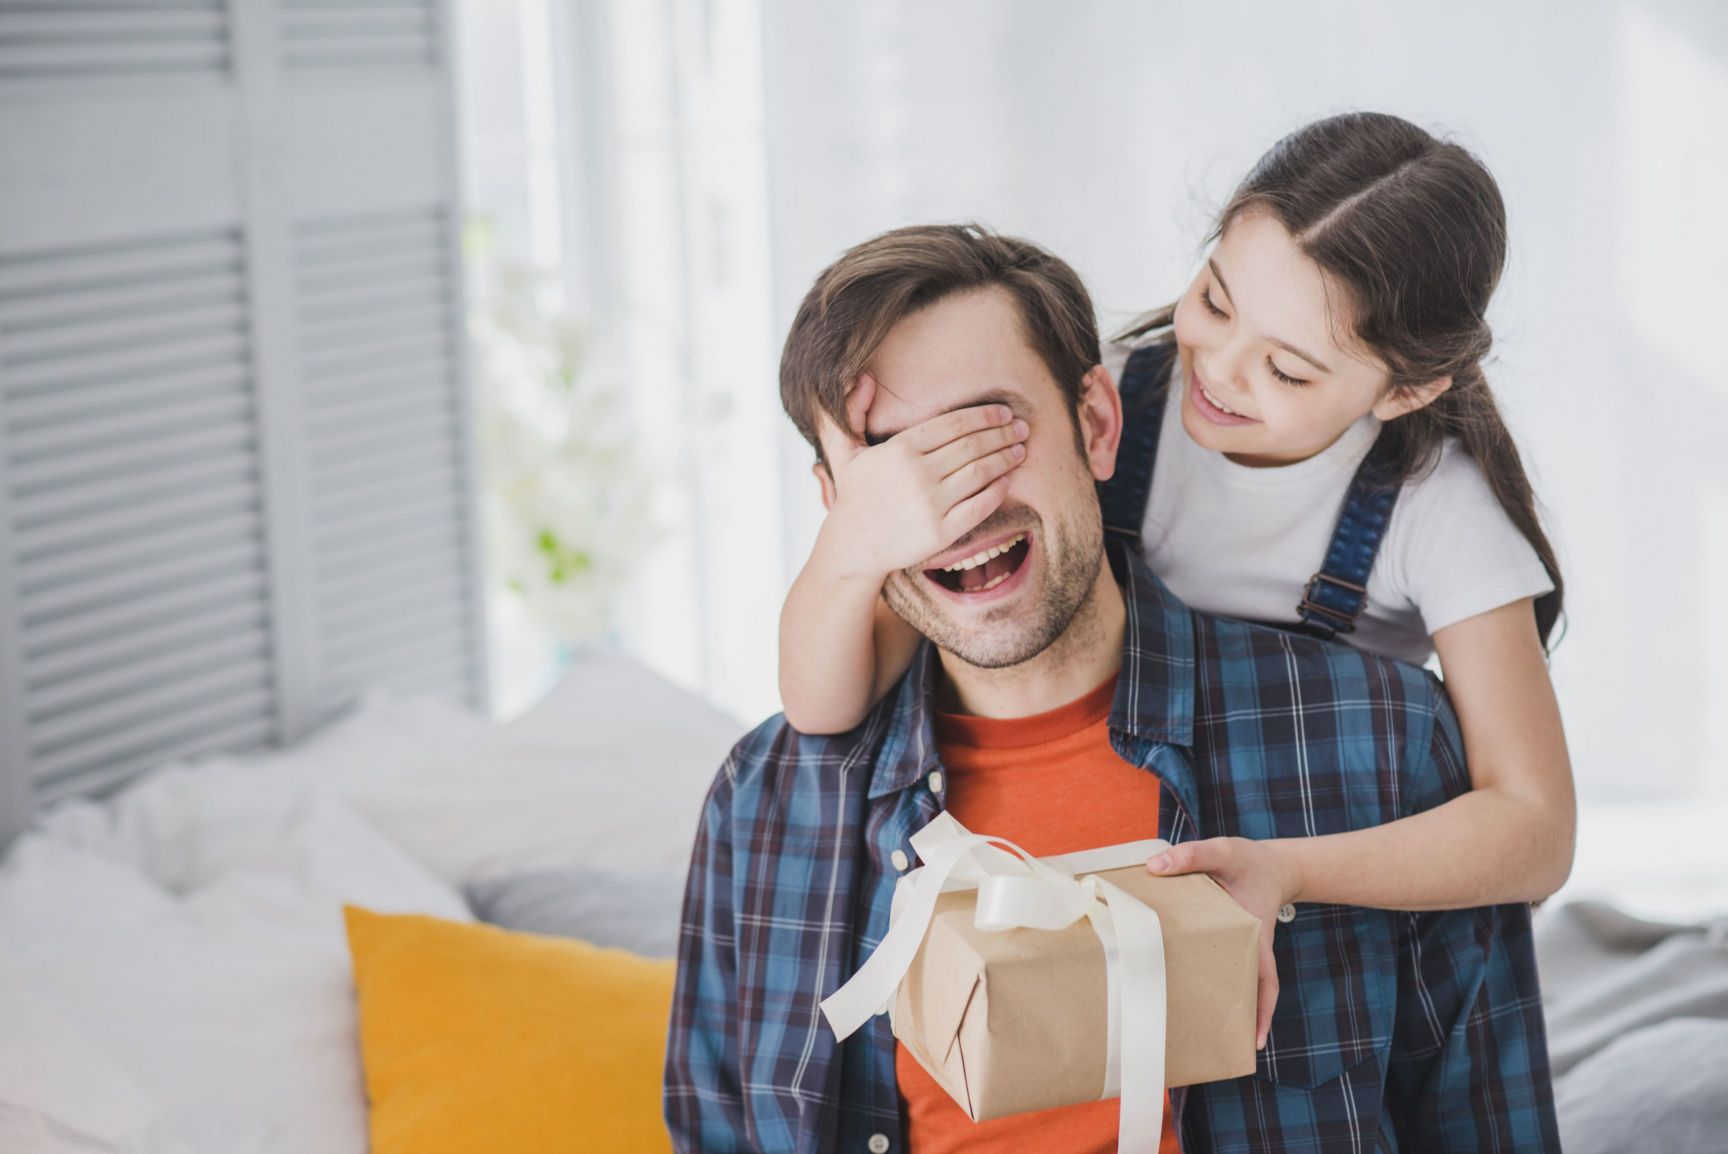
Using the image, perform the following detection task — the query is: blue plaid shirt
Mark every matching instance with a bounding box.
[664,535,1560,1153]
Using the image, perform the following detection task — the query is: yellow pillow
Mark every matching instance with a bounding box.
[343,904,676,1154]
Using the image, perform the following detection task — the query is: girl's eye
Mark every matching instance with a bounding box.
[1266,357,1311,388]
[1199,286,1228,319]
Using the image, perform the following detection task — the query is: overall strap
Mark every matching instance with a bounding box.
[1295,432,1404,639]
[1099,341,1178,547]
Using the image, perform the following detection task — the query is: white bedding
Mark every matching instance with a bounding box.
[0,649,744,1154]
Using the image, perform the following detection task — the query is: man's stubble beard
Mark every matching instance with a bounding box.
[880,494,1106,672]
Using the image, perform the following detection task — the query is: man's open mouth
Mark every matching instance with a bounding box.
[924,533,1031,594]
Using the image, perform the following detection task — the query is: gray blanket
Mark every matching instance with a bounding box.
[1536,901,1728,1153]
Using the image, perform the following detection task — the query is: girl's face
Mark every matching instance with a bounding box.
[1170,208,1417,467]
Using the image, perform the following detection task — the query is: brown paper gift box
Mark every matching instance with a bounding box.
[890,860,1261,1123]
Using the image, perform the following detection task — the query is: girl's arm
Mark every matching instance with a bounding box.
[779,376,1030,734]
[778,532,922,734]
[1276,595,1576,909]
[1152,597,1575,911]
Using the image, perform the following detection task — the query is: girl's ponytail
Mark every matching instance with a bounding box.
[1378,356,1565,648]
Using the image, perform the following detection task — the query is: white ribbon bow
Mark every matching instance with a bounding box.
[820,813,1171,1154]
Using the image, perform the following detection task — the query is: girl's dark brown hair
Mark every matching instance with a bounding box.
[1121,111,1564,649]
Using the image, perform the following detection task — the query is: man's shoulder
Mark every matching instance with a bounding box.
[709,709,880,805]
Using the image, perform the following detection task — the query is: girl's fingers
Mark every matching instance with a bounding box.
[1256,943,1280,1050]
[928,419,1029,480]
[935,442,1026,508]
[939,474,1011,543]
[899,401,1014,453]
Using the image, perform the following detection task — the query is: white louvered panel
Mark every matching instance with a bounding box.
[319,561,463,630]
[28,628,270,719]
[8,392,253,468]
[5,361,251,429]
[315,488,467,560]
[18,507,257,595]
[20,566,266,658]
[310,425,458,487]
[20,537,259,621]
[0,2,231,83]
[316,629,469,719]
[294,206,478,718]
[10,416,254,494]
[314,517,462,588]
[303,357,454,427]
[280,0,436,72]
[13,448,258,531]
[33,716,274,809]
[32,686,275,793]
[25,597,266,687]
[0,229,279,802]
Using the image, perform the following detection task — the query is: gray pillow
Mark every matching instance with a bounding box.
[465,866,685,958]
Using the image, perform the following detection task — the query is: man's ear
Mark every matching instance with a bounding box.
[1372,375,1452,421]
[812,459,838,511]
[1076,364,1125,483]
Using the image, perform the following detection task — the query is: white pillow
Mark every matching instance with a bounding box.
[29,689,498,894]
[338,647,745,886]
[0,789,466,1154]
[0,962,157,1152]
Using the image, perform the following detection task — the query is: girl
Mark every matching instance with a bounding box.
[778,110,1575,1036]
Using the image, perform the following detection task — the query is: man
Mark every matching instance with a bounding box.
[664,224,1560,1153]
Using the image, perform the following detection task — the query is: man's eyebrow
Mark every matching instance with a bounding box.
[1207,257,1333,375]
[862,389,1021,446]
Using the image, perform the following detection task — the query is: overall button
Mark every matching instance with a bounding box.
[868,1134,891,1153]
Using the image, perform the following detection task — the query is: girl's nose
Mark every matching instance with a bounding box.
[1204,334,1258,399]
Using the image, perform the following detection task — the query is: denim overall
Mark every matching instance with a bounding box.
[1098,341,1403,639]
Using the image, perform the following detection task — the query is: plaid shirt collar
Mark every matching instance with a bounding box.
[866,536,1199,809]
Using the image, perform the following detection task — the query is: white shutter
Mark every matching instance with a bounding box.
[0,0,487,847]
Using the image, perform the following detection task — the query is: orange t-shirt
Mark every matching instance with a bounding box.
[895,671,1183,1154]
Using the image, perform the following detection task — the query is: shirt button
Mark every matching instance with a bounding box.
[868,1134,891,1153]
[890,849,910,872]
[1277,903,1297,923]
[928,770,944,794]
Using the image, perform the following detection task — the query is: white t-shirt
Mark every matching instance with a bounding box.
[1103,343,1554,665]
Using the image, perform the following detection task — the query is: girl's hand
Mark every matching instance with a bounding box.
[1147,837,1303,1052]
[814,372,1029,580]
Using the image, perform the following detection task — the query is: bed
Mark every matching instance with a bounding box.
[0,647,743,1153]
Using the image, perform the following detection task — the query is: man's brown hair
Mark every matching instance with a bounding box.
[779,223,1102,463]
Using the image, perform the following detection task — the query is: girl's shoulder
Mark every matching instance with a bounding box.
[1382,436,1554,633]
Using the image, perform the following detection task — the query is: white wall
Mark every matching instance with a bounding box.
[460,0,1728,803]
[760,0,1728,803]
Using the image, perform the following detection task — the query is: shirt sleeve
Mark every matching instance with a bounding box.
[664,756,751,1152]
[1383,439,1556,636]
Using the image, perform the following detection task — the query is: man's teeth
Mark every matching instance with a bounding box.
[942,534,1025,572]
[1202,386,1242,416]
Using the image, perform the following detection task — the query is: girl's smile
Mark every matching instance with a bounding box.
[1185,365,1260,426]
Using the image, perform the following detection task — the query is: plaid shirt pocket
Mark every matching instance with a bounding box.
[1253,903,1398,1088]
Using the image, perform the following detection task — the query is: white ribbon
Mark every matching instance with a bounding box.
[820,813,1170,1154]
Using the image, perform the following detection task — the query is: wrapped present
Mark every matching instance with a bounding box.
[821,813,1259,1152]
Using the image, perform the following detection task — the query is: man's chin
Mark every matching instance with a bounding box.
[884,571,1057,671]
